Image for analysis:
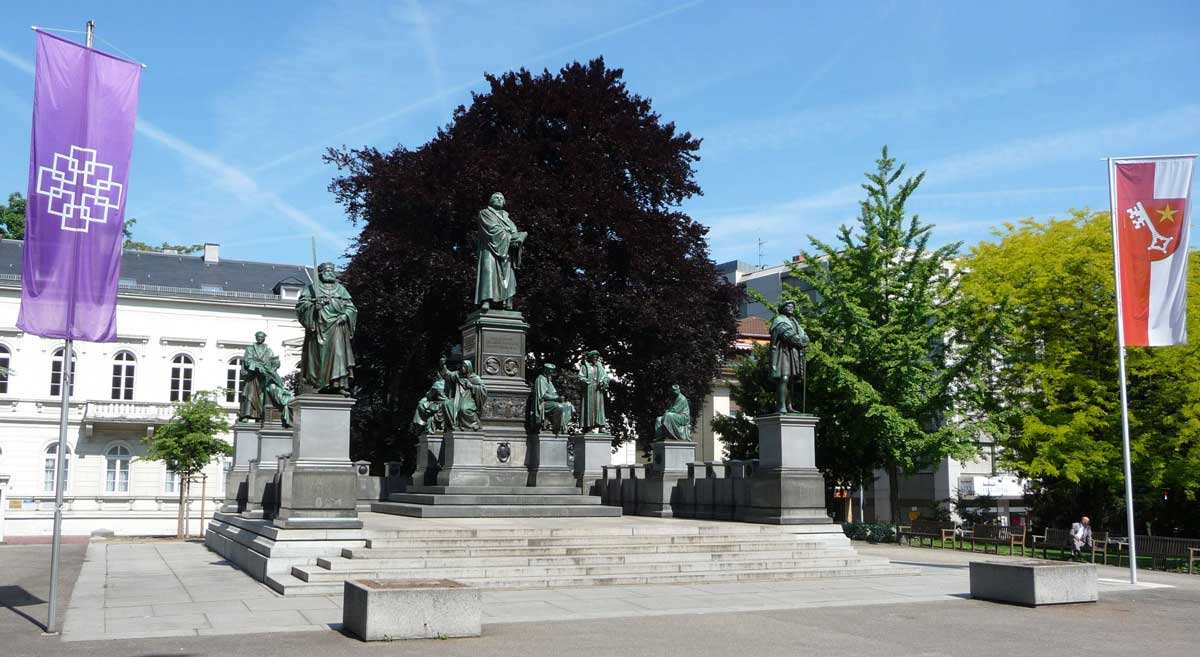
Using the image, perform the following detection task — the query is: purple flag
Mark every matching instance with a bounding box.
[18,31,141,342]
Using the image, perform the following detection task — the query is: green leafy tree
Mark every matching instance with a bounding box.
[957,210,1200,535]
[122,218,203,254]
[142,391,231,538]
[1,192,25,240]
[779,147,986,522]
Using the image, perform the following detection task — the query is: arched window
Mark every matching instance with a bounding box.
[50,347,76,397]
[226,356,243,403]
[105,444,131,493]
[111,351,136,400]
[170,354,193,402]
[0,344,10,394]
[43,443,71,493]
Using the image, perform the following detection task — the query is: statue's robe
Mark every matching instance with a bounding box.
[655,392,693,441]
[296,281,357,392]
[769,314,808,381]
[443,367,487,431]
[238,343,292,426]
[577,361,608,431]
[412,383,447,435]
[531,374,574,435]
[474,206,521,306]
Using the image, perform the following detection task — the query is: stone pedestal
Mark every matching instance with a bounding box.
[970,561,1097,606]
[343,579,480,641]
[223,422,260,512]
[527,433,574,487]
[744,414,830,525]
[571,433,613,494]
[274,394,361,529]
[437,429,488,487]
[460,309,532,486]
[637,441,694,517]
[244,422,293,515]
[412,434,444,487]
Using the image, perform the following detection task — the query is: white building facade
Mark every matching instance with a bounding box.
[0,240,307,536]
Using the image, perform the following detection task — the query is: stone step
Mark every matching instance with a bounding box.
[269,561,914,595]
[344,540,847,559]
[291,556,886,582]
[370,502,623,518]
[406,485,584,495]
[323,548,859,570]
[364,533,812,549]
[362,523,784,540]
[388,493,603,506]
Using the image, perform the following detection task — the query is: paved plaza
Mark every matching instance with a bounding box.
[2,535,1196,656]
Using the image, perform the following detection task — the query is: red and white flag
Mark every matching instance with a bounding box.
[1110,156,1195,346]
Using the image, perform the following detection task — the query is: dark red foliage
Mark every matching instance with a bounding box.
[327,58,740,461]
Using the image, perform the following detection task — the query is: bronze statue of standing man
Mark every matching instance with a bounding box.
[769,300,809,414]
[475,192,527,311]
[296,262,357,395]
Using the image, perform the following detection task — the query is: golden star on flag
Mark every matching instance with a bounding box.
[1157,203,1179,223]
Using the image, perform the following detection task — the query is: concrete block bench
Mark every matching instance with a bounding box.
[969,561,1097,606]
[343,579,480,641]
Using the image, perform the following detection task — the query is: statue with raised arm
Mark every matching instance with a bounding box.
[654,384,693,441]
[296,262,357,395]
[530,363,574,435]
[411,378,448,436]
[237,330,293,427]
[576,350,609,433]
[474,192,527,311]
[440,356,488,431]
[769,300,809,414]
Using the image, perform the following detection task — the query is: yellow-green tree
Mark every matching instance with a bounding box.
[958,209,1200,534]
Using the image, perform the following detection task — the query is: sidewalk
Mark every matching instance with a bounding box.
[59,539,1163,641]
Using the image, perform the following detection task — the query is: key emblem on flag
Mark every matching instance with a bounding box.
[1125,201,1174,254]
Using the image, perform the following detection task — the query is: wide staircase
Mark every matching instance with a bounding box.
[267,522,916,596]
[371,486,622,518]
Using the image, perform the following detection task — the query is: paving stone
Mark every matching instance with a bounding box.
[106,612,210,634]
[205,609,310,630]
[243,596,338,611]
[153,600,251,616]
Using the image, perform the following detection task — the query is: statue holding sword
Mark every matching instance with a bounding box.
[296,261,357,395]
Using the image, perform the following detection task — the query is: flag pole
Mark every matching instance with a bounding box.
[1106,157,1139,585]
[46,19,95,635]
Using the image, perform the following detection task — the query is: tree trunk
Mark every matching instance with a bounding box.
[887,462,901,524]
[176,477,188,540]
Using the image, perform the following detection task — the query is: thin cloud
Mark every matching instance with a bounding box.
[250,0,706,176]
[0,49,345,247]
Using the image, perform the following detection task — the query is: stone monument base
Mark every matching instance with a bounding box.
[527,433,574,488]
[571,432,613,494]
[273,393,361,529]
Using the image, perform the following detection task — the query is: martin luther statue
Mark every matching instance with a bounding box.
[296,262,357,395]
[475,192,527,311]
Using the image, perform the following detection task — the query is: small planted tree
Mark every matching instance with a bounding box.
[143,391,232,538]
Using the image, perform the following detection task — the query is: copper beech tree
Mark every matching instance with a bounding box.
[326,58,740,462]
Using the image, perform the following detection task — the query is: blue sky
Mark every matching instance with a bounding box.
[1,1,1198,267]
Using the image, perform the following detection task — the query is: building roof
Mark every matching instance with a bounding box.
[737,316,769,338]
[0,239,310,301]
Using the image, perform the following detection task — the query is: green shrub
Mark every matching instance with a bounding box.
[842,522,897,543]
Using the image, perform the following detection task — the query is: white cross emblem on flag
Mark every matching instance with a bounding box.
[34,145,124,233]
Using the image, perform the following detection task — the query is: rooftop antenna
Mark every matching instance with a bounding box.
[756,238,766,269]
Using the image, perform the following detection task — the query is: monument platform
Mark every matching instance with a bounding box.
[207,510,917,597]
[372,485,622,518]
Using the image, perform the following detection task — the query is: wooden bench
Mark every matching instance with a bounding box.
[1031,528,1109,563]
[1129,535,1200,570]
[964,524,1026,555]
[897,519,956,548]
